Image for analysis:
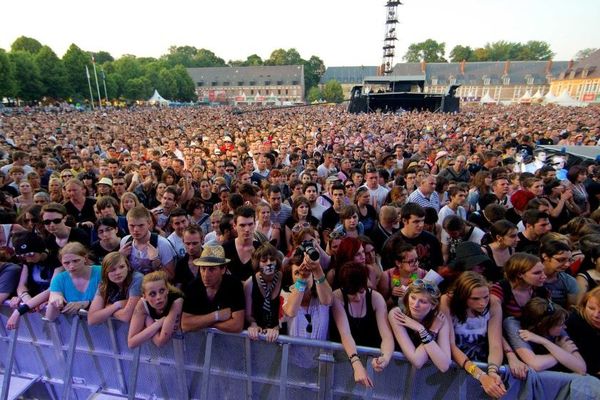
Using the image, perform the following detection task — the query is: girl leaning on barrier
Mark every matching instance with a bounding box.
[244,243,283,342]
[388,279,451,373]
[566,286,600,379]
[45,242,102,321]
[87,252,142,325]
[440,272,507,399]
[127,270,183,348]
[330,262,394,388]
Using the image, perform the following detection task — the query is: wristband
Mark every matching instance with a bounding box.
[18,304,31,315]
[461,358,470,369]
[294,279,308,292]
[314,275,326,285]
[215,310,219,322]
[466,362,477,376]
[348,353,359,363]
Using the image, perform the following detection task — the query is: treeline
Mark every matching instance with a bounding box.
[0,37,326,103]
[403,39,556,63]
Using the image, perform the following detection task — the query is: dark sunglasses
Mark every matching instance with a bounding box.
[43,218,63,225]
[411,279,440,297]
[345,183,355,188]
[304,313,312,334]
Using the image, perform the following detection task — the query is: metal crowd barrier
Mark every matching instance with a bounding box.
[0,304,584,400]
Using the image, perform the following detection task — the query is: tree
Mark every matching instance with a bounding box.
[122,76,152,100]
[171,65,196,101]
[194,49,226,67]
[0,49,17,98]
[63,44,92,100]
[403,39,447,62]
[307,86,322,103]
[162,45,198,67]
[575,48,598,61]
[245,54,263,66]
[92,51,114,64]
[321,80,344,103]
[472,47,489,61]
[9,51,44,101]
[35,46,68,99]
[156,68,178,99]
[265,48,303,66]
[11,36,43,54]
[449,45,474,62]
[303,55,326,94]
[519,41,554,61]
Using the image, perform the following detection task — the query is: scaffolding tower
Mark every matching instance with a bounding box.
[382,1,402,75]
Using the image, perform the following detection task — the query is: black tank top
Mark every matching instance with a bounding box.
[330,289,381,348]
[251,273,281,329]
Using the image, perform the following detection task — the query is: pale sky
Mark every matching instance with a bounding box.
[1,0,598,66]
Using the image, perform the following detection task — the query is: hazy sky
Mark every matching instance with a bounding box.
[1,0,598,66]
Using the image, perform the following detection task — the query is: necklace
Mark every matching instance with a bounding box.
[348,294,365,318]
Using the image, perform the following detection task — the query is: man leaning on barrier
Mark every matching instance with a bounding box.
[181,245,245,333]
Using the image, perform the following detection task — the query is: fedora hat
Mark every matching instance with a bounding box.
[193,245,230,267]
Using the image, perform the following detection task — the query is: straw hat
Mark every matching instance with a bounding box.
[192,245,231,267]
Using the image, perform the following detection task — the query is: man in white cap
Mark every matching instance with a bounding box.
[181,245,245,333]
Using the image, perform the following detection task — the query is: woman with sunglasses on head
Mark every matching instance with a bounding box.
[388,279,451,372]
[440,272,507,398]
[88,252,142,325]
[504,297,586,375]
[354,187,377,234]
[540,240,579,309]
[331,262,394,388]
[16,204,43,236]
[566,287,600,379]
[244,243,284,342]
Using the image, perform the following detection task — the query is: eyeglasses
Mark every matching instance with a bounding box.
[113,182,126,186]
[402,258,419,265]
[345,183,355,188]
[61,174,73,178]
[411,279,440,297]
[292,222,312,233]
[329,231,346,240]
[43,218,63,225]
[304,313,312,333]
[552,256,574,263]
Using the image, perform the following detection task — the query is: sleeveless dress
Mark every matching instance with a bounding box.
[330,289,381,348]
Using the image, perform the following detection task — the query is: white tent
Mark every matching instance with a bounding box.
[555,89,584,107]
[480,93,496,104]
[532,89,544,103]
[519,90,533,104]
[543,91,557,104]
[148,90,170,106]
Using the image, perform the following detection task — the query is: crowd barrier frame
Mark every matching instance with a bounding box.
[1,304,593,400]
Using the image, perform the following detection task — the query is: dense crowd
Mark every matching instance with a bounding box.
[0,103,600,396]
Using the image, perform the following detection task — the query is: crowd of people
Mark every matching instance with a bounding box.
[0,103,600,396]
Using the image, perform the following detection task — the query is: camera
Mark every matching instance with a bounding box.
[295,240,320,262]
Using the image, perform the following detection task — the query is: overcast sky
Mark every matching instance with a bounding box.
[1,0,598,66]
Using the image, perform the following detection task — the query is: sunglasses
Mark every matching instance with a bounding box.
[544,300,556,317]
[345,183,355,188]
[43,218,63,225]
[304,313,312,334]
[411,279,440,297]
[61,174,73,178]
[329,231,346,240]
[291,222,312,233]
[113,182,126,186]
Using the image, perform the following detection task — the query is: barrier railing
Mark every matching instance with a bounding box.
[0,304,590,400]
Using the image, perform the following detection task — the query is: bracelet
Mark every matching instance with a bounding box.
[18,291,29,300]
[487,363,499,374]
[461,358,470,369]
[294,279,308,292]
[314,275,326,285]
[466,362,478,376]
[419,328,433,344]
[18,304,31,315]
[348,353,359,363]
[504,348,514,354]
[215,311,219,322]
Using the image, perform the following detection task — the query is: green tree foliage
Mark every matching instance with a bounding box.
[518,41,554,61]
[449,45,474,62]
[0,49,17,98]
[229,54,264,67]
[303,56,326,94]
[9,51,44,101]
[171,65,197,101]
[122,76,152,100]
[575,48,598,61]
[11,36,42,54]
[307,86,322,103]
[35,46,68,99]
[92,51,114,64]
[403,39,447,62]
[161,46,226,68]
[321,80,344,103]
[63,44,92,100]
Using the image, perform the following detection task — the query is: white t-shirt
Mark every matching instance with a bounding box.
[438,205,467,225]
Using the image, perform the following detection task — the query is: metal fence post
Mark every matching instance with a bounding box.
[278,343,289,400]
[126,346,141,400]
[60,316,81,400]
[244,336,253,399]
[172,332,188,400]
[199,331,214,400]
[106,318,128,394]
[0,325,19,400]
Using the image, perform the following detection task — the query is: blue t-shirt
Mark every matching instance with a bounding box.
[50,265,102,302]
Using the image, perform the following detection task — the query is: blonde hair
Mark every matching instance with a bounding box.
[59,242,88,260]
[120,192,140,215]
[577,286,600,326]
[142,270,182,297]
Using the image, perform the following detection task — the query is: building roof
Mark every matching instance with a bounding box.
[186,65,304,87]
[322,61,570,86]
[319,66,378,84]
[566,49,600,80]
